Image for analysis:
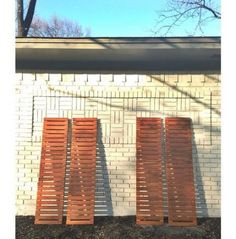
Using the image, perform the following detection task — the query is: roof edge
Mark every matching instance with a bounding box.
[16,36,221,50]
[16,37,221,72]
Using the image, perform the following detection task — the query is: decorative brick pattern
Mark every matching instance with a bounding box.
[16,74,221,217]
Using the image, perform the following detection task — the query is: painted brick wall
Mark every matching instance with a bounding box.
[15,73,221,217]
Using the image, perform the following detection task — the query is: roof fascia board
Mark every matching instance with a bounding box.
[16,37,221,50]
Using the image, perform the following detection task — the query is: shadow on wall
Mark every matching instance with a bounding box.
[95,120,113,216]
[44,74,220,119]
[151,75,220,116]
[34,74,219,218]
[191,120,208,217]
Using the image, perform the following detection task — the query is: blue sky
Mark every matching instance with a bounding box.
[33,0,220,36]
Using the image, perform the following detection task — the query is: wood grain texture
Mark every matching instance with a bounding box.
[136,118,164,225]
[35,118,68,224]
[165,117,197,226]
[66,118,97,225]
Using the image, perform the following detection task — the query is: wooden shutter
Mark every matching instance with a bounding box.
[35,118,68,224]
[66,118,97,224]
[165,117,197,226]
[136,118,164,225]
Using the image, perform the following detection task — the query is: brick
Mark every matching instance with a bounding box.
[16,199,24,205]
[23,73,36,82]
[116,202,130,206]
[204,74,219,83]
[165,75,178,86]
[114,75,125,86]
[74,74,87,85]
[124,188,136,193]
[125,75,138,87]
[111,188,124,193]
[191,75,204,86]
[87,74,100,85]
[62,74,74,82]
[16,73,23,81]
[100,75,113,85]
[16,72,221,217]
[150,75,165,86]
[49,73,61,82]
[18,194,31,200]
[36,73,49,81]
[110,179,123,184]
[178,75,191,85]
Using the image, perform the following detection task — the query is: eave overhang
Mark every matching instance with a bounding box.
[16,37,221,73]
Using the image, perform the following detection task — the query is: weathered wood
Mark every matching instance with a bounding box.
[66,118,97,225]
[35,118,68,224]
[165,117,197,226]
[136,118,164,225]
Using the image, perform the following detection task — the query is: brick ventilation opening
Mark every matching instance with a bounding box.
[136,118,164,225]
[165,117,197,226]
[35,118,68,224]
[66,118,97,224]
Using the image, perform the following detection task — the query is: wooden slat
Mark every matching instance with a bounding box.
[35,118,68,224]
[165,117,197,226]
[136,118,164,225]
[66,118,97,225]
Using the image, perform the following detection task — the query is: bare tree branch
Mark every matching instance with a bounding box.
[28,16,90,37]
[153,0,221,36]
[197,3,221,19]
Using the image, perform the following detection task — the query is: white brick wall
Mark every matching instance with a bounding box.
[15,73,221,217]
